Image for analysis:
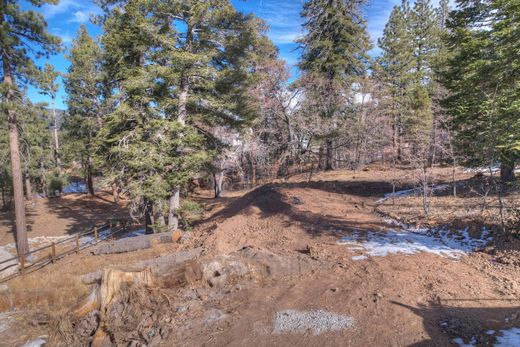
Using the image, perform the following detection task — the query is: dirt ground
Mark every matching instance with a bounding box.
[0,191,128,246]
[1,167,519,346]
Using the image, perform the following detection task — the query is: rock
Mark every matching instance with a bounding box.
[0,284,9,292]
[202,258,249,288]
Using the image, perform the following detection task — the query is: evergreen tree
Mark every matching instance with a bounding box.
[444,0,520,181]
[298,0,371,170]
[377,4,415,159]
[379,0,448,163]
[0,0,61,255]
[63,25,103,195]
[148,0,272,229]
[19,101,54,199]
[98,0,210,233]
[39,63,61,169]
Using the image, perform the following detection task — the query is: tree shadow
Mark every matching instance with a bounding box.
[0,192,129,245]
[392,300,520,346]
[200,181,393,237]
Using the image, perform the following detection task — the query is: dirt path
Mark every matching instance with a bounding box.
[0,192,128,246]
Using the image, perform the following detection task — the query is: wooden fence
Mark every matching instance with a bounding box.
[0,220,140,283]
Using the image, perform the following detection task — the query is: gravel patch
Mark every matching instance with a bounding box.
[273,309,355,335]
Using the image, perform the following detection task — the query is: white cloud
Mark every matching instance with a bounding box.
[256,0,304,46]
[42,0,82,18]
[69,11,90,23]
[42,0,101,24]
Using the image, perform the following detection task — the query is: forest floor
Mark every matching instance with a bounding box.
[1,167,520,346]
[0,190,128,246]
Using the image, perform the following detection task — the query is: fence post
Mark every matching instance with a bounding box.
[19,252,25,274]
[94,226,98,244]
[51,242,56,263]
[109,221,113,240]
[76,235,80,254]
[122,220,126,232]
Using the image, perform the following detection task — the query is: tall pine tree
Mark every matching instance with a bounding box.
[298,0,371,170]
[444,0,519,181]
[0,0,61,255]
[64,25,103,195]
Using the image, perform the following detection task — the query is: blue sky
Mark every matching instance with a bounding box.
[25,0,450,110]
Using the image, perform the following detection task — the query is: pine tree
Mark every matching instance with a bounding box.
[151,0,272,229]
[379,0,448,163]
[444,0,519,181]
[298,0,371,170]
[39,63,61,170]
[19,101,54,199]
[0,0,61,255]
[378,4,415,159]
[98,0,210,233]
[63,25,103,195]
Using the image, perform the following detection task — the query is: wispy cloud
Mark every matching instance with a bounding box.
[255,0,304,46]
[42,0,101,24]
[42,0,82,18]
[69,11,90,23]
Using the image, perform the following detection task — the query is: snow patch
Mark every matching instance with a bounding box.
[495,328,520,347]
[273,309,354,335]
[377,184,450,203]
[63,181,87,194]
[453,336,476,347]
[339,221,491,260]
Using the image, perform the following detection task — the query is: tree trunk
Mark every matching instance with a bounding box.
[168,187,180,232]
[251,145,257,186]
[111,182,119,204]
[3,54,28,256]
[52,99,61,170]
[1,183,6,210]
[25,174,32,201]
[40,161,47,198]
[318,145,325,171]
[325,139,333,171]
[144,198,154,234]
[427,114,437,167]
[213,171,224,198]
[86,157,95,195]
[155,201,166,231]
[500,159,516,183]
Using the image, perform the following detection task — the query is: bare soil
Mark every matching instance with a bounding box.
[0,191,128,246]
[1,167,519,346]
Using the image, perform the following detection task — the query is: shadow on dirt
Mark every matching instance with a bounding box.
[203,181,392,237]
[0,193,128,240]
[392,300,520,346]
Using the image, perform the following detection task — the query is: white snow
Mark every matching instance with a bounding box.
[338,220,492,260]
[63,181,87,194]
[377,184,450,203]
[453,337,476,347]
[495,328,520,347]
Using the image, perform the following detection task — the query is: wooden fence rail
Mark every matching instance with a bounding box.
[0,219,138,283]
